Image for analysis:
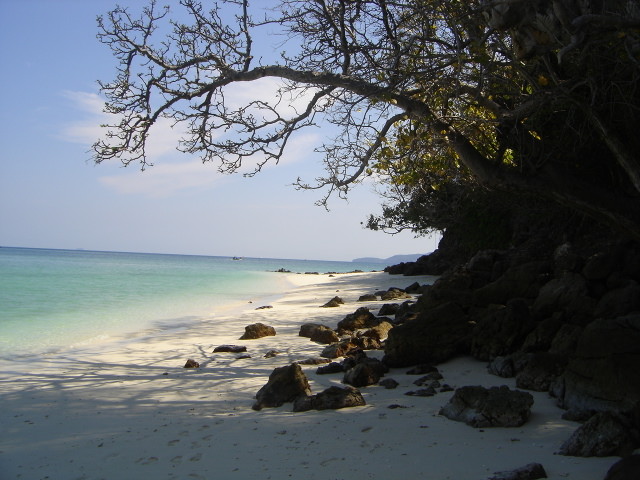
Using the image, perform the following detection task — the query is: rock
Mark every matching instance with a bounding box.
[264,350,281,358]
[413,373,443,385]
[488,356,515,378]
[384,302,472,367]
[321,296,345,308]
[320,339,359,359]
[381,288,412,301]
[548,323,582,355]
[378,303,400,316]
[472,261,550,306]
[532,273,595,323]
[604,455,640,480]
[296,357,331,365]
[582,248,623,281]
[362,320,394,340]
[213,345,247,353]
[293,386,366,412]
[521,316,563,353]
[470,298,535,361]
[337,307,380,332]
[557,314,640,413]
[379,378,399,389]
[488,462,547,480]
[406,364,440,375]
[299,323,325,337]
[594,281,640,318]
[255,305,273,310]
[299,324,340,344]
[240,323,276,340]
[439,385,534,428]
[343,360,385,387]
[515,352,567,392]
[252,363,312,411]
[405,282,423,293]
[358,293,378,302]
[558,412,639,457]
[405,387,437,397]
[316,362,344,374]
[236,354,251,359]
[183,359,200,368]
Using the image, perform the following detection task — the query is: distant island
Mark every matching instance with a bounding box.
[352,254,425,264]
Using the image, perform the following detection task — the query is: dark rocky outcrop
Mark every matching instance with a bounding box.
[316,362,344,374]
[439,385,534,428]
[292,386,366,412]
[213,345,247,353]
[384,302,472,367]
[240,323,276,340]
[555,314,640,414]
[378,303,400,316]
[488,463,547,480]
[252,363,311,411]
[470,298,535,361]
[558,412,640,457]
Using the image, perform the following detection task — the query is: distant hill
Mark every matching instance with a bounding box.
[352,253,426,264]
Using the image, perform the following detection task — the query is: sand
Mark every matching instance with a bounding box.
[0,271,617,480]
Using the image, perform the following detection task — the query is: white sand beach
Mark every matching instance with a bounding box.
[0,271,617,480]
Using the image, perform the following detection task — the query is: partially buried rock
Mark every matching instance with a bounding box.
[309,325,340,344]
[488,463,547,480]
[240,322,276,340]
[264,350,281,358]
[320,339,359,359]
[379,378,399,389]
[316,362,344,374]
[380,288,412,301]
[252,363,311,411]
[296,357,331,365]
[213,345,247,353]
[321,296,344,308]
[183,359,200,368]
[343,361,384,387]
[293,386,365,412]
[337,307,380,332]
[439,385,534,428]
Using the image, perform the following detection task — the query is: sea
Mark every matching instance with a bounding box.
[0,247,384,358]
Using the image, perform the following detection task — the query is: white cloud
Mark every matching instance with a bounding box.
[99,160,227,197]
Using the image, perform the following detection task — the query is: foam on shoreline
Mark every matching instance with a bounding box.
[0,271,616,479]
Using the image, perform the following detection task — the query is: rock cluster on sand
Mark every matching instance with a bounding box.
[382,239,640,458]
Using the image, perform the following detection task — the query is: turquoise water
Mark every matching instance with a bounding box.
[0,247,383,357]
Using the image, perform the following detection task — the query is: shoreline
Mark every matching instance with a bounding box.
[0,271,616,479]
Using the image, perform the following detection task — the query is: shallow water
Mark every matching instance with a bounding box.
[0,247,382,356]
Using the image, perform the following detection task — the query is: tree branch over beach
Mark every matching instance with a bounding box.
[94,0,640,239]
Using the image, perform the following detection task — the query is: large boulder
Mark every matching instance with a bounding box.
[470,298,535,361]
[299,323,340,344]
[293,386,366,412]
[384,301,472,367]
[556,314,640,413]
[343,359,387,387]
[558,412,639,457]
[439,385,534,428]
[240,323,276,340]
[337,307,380,332]
[362,320,394,340]
[252,363,311,410]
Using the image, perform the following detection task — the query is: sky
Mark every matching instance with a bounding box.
[0,0,439,262]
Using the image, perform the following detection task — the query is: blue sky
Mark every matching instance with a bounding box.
[0,0,439,261]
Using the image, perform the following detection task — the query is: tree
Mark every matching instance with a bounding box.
[94,0,640,239]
